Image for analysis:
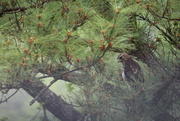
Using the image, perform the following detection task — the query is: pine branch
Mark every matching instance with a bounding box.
[30,50,107,105]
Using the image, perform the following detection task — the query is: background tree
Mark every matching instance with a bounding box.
[0,0,179,121]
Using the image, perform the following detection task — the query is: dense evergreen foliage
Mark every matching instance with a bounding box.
[0,0,179,121]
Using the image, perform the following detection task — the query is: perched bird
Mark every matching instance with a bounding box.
[117,53,144,83]
[118,53,146,119]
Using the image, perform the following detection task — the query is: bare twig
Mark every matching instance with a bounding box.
[0,89,19,104]
[30,107,43,121]
[0,7,27,15]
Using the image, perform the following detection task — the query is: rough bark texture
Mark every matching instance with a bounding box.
[21,81,85,121]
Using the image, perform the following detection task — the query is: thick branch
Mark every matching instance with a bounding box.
[21,81,85,121]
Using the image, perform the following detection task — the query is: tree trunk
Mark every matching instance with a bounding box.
[21,81,85,121]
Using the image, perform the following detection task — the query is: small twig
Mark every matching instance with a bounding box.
[43,106,49,121]
[30,107,43,121]
[0,0,63,16]
[38,51,106,80]
[29,78,58,106]
[0,88,19,104]
[0,7,27,14]
[14,12,21,30]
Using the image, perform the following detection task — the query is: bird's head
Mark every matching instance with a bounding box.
[117,53,130,63]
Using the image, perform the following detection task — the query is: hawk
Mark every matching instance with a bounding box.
[117,53,144,83]
[117,53,146,119]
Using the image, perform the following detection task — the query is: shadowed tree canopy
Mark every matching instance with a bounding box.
[0,0,179,121]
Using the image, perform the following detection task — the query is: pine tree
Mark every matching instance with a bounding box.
[0,0,179,121]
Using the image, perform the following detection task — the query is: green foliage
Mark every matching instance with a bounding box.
[0,0,179,121]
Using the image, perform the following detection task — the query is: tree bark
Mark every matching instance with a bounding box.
[21,81,85,121]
